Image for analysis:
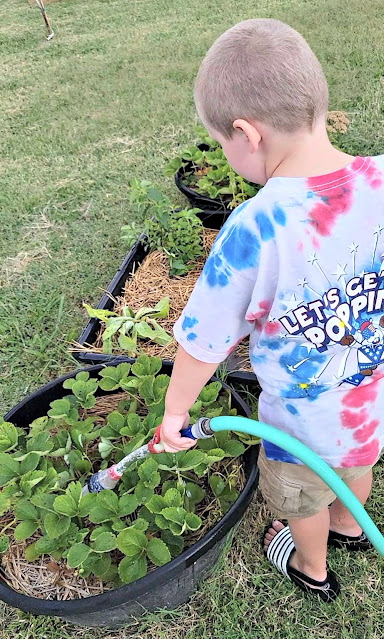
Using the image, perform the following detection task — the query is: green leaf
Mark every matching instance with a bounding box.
[92,532,117,553]
[78,492,96,518]
[47,398,72,419]
[44,512,71,538]
[20,470,47,496]
[0,493,10,516]
[152,296,170,319]
[0,421,18,453]
[118,333,138,353]
[185,512,202,531]
[176,449,205,471]
[24,541,41,562]
[67,543,91,568]
[131,354,162,378]
[20,452,40,474]
[138,456,158,488]
[130,518,149,532]
[83,304,117,321]
[122,413,143,437]
[160,507,186,525]
[146,319,172,346]
[54,494,78,517]
[221,439,245,458]
[31,493,56,512]
[89,552,111,577]
[118,555,147,584]
[106,411,125,435]
[134,482,154,504]
[118,494,139,517]
[146,537,171,566]
[198,382,221,405]
[15,500,38,522]
[0,536,10,554]
[98,363,131,391]
[0,454,20,486]
[117,528,148,557]
[184,482,205,505]
[164,488,183,508]
[14,520,40,542]
[160,530,184,557]
[145,494,167,514]
[99,437,114,459]
[35,536,59,555]
[209,474,226,496]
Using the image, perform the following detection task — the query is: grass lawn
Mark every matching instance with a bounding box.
[1,0,384,636]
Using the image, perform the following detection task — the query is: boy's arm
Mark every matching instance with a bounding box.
[160,345,218,452]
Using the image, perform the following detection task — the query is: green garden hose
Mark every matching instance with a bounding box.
[210,415,384,556]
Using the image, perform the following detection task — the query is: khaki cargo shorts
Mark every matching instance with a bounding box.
[258,444,374,519]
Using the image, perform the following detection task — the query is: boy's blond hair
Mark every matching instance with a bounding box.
[194,18,328,140]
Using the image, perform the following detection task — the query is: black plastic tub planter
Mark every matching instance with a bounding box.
[2,361,259,629]
[175,143,233,213]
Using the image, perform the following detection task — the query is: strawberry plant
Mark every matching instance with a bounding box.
[84,297,172,355]
[122,180,204,276]
[0,355,259,593]
[164,125,259,209]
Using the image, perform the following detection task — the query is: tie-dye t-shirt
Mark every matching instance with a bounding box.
[174,155,384,467]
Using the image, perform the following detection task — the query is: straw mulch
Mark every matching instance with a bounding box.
[72,228,253,372]
[0,392,246,601]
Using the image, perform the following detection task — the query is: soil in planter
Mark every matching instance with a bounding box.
[0,392,246,601]
[74,228,252,373]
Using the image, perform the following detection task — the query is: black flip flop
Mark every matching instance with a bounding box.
[264,523,340,603]
[328,529,372,551]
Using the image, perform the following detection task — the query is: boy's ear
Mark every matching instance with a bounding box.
[233,119,261,153]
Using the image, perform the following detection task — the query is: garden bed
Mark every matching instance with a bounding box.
[0,361,259,627]
[72,227,256,383]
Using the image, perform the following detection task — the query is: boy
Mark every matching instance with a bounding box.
[159,18,384,602]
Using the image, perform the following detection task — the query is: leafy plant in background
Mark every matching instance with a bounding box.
[164,125,259,209]
[122,180,204,276]
[0,355,259,590]
[84,297,172,355]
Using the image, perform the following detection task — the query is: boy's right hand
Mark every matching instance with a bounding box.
[159,412,197,453]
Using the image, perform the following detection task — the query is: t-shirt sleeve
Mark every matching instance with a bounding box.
[173,212,260,363]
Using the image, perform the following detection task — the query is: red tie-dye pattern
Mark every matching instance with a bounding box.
[364,160,383,190]
[341,438,380,467]
[307,183,355,236]
[265,321,280,336]
[226,335,247,355]
[306,157,368,237]
[341,374,382,408]
[340,408,368,429]
[245,299,272,322]
[353,419,380,444]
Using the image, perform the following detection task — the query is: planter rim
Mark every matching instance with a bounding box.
[2,362,258,616]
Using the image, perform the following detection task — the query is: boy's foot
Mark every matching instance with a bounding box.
[263,521,340,603]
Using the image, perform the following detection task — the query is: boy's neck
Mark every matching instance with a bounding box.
[265,121,355,181]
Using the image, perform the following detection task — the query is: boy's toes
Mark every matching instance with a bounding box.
[263,520,285,551]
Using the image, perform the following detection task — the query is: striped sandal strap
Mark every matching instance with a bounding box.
[265,525,296,578]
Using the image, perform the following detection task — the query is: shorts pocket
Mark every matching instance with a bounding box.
[259,462,302,516]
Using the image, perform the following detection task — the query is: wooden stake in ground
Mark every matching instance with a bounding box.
[32,0,55,40]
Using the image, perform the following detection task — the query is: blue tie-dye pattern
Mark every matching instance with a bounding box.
[259,337,284,351]
[286,403,299,415]
[187,332,197,341]
[203,253,232,287]
[263,441,300,464]
[280,345,326,382]
[250,353,266,364]
[281,383,328,401]
[225,335,231,343]
[255,212,275,241]
[203,223,260,288]
[272,205,286,226]
[182,316,198,331]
